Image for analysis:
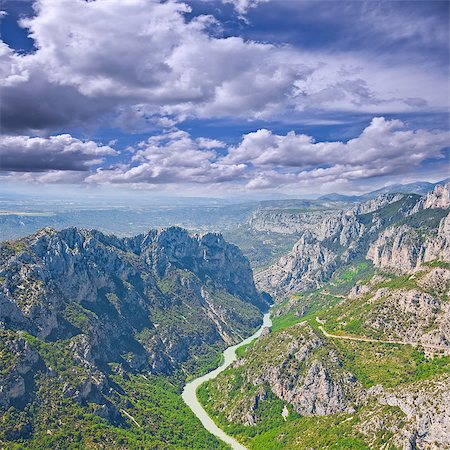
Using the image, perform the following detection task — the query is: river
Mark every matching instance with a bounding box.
[182,312,272,450]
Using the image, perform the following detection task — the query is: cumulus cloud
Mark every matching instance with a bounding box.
[1,118,448,191]
[87,129,246,185]
[0,0,445,135]
[0,134,116,172]
[0,0,309,133]
[85,117,449,191]
[227,117,449,173]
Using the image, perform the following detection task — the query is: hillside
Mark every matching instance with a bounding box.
[200,263,450,449]
[0,226,267,448]
[200,183,450,450]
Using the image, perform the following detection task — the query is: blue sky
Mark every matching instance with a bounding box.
[0,0,449,197]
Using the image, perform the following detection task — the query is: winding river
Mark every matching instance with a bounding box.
[182,312,272,450]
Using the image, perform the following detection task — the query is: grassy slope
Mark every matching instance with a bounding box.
[199,260,450,450]
[0,329,228,450]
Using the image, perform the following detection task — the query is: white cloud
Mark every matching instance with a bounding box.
[0,134,116,172]
[87,128,246,185]
[227,117,449,174]
[2,118,448,193]
[0,0,446,134]
[85,117,449,191]
[222,0,269,16]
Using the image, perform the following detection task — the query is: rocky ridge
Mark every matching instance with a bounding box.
[203,322,358,427]
[256,193,420,296]
[0,226,266,417]
[367,185,450,273]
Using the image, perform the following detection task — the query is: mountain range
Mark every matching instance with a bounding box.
[1,182,449,449]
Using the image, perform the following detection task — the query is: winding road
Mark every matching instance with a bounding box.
[182,312,272,450]
[317,318,450,351]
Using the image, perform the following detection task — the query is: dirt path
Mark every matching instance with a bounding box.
[121,409,141,427]
[316,318,449,352]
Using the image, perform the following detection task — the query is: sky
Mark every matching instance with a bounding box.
[0,0,449,198]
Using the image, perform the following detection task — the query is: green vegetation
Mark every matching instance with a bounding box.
[201,256,450,449]
[198,380,295,444]
[247,403,404,450]
[423,260,450,269]
[333,339,450,388]
[271,313,304,332]
[235,339,256,358]
[250,412,368,450]
[222,227,300,270]
[1,375,228,449]
[0,331,21,377]
[63,303,95,332]
[373,272,421,291]
[1,330,228,450]
[2,240,29,254]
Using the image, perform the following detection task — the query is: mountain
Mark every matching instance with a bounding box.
[200,182,450,450]
[318,193,361,202]
[361,180,438,198]
[255,193,419,295]
[2,183,449,449]
[319,178,449,202]
[0,226,267,449]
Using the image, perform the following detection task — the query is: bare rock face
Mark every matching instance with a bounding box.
[366,225,423,272]
[363,376,450,450]
[418,267,450,297]
[410,182,450,215]
[0,337,40,409]
[215,323,358,426]
[422,213,450,263]
[0,226,267,383]
[285,358,351,416]
[255,193,422,298]
[367,212,450,273]
[247,208,340,237]
[256,232,337,294]
[423,182,450,210]
[348,283,370,299]
[351,193,404,215]
[363,287,450,349]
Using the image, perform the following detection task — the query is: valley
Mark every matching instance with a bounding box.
[2,1,448,448]
[1,181,449,449]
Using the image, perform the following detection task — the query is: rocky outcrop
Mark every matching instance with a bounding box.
[0,227,266,379]
[0,336,40,409]
[362,376,450,450]
[247,194,403,238]
[256,232,337,294]
[422,213,450,263]
[351,193,404,215]
[422,182,450,210]
[410,182,450,215]
[255,208,370,295]
[367,212,450,272]
[209,323,358,426]
[424,182,450,209]
[366,225,423,272]
[254,193,423,297]
[363,287,450,350]
[247,208,341,237]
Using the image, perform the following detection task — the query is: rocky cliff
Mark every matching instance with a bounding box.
[411,181,450,212]
[367,211,450,272]
[200,185,450,450]
[0,226,266,418]
[256,193,420,296]
[256,185,450,298]
[203,322,358,427]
